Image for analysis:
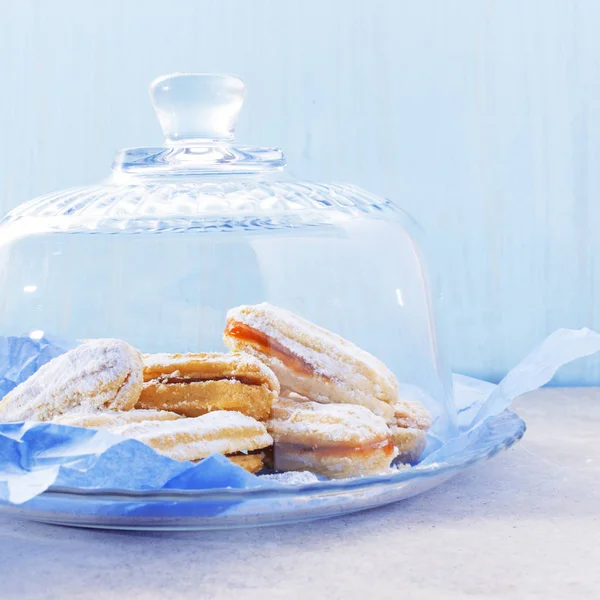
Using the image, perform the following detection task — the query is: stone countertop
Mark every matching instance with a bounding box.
[0,388,598,600]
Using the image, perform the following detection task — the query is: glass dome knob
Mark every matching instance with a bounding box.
[150,73,246,145]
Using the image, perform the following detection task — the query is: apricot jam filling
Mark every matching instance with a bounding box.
[225,321,317,376]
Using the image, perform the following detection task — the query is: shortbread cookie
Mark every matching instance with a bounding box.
[389,398,432,463]
[226,451,267,474]
[388,426,427,464]
[266,397,397,478]
[392,398,432,431]
[224,303,398,420]
[0,339,143,422]
[135,352,279,421]
[108,410,273,470]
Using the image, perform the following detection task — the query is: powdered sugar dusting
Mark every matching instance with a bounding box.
[231,303,397,381]
[52,409,181,428]
[259,471,320,485]
[226,304,356,380]
[224,303,399,415]
[107,410,273,461]
[268,398,391,444]
[143,351,268,372]
[0,339,143,422]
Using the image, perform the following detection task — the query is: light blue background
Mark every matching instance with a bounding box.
[1,0,599,384]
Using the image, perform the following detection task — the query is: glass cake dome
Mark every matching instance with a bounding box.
[0,73,455,439]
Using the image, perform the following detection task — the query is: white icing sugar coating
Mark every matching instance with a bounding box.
[268,398,391,445]
[52,409,181,428]
[259,471,320,485]
[144,351,270,374]
[107,410,273,462]
[0,339,143,422]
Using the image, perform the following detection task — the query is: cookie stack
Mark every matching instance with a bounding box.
[0,303,432,479]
